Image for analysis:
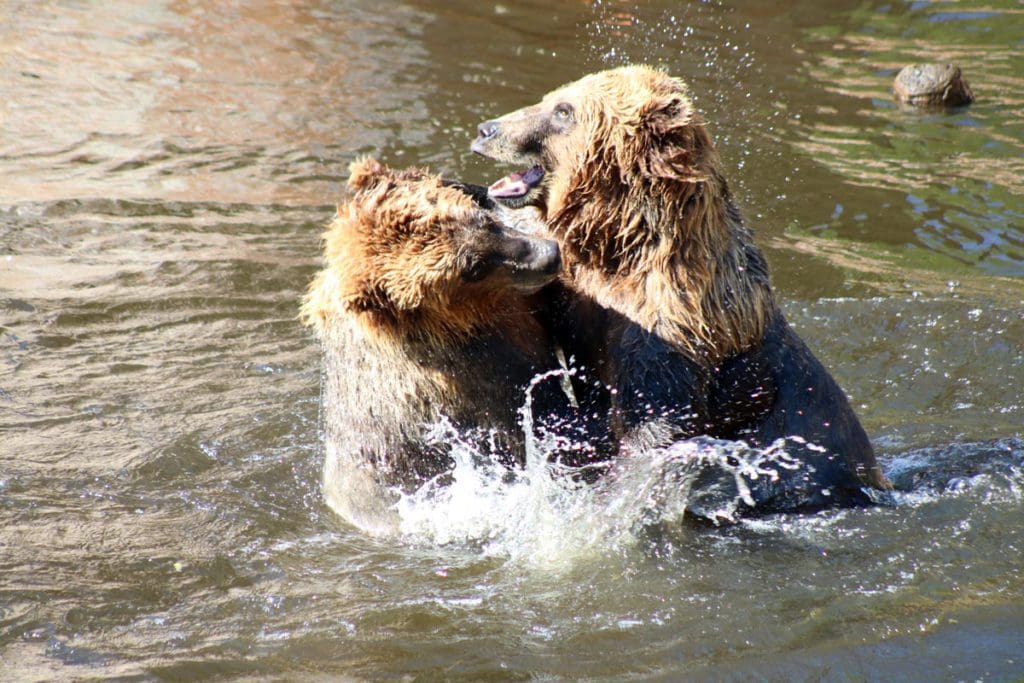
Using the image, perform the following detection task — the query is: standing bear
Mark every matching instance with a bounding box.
[472,65,891,516]
[303,158,592,533]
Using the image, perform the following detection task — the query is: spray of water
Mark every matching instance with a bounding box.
[580,0,786,215]
[390,370,805,569]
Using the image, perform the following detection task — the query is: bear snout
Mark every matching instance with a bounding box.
[529,238,561,277]
[502,234,559,272]
[471,121,500,155]
[477,120,499,140]
[512,237,561,290]
[493,233,561,291]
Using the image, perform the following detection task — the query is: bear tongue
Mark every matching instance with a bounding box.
[488,165,545,199]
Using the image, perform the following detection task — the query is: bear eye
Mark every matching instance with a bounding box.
[553,103,574,122]
[461,256,491,283]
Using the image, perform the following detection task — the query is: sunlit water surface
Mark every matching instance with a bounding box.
[2,1,1022,680]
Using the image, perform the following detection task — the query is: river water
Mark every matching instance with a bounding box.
[2,1,1022,680]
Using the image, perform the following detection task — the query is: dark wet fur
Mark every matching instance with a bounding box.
[314,173,612,494]
[457,180,885,517]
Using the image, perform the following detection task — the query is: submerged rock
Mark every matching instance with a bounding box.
[893,63,975,108]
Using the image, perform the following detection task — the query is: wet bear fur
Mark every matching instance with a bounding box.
[302,158,589,531]
[471,65,891,516]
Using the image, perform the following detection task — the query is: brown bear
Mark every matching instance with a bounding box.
[302,158,592,532]
[470,65,891,516]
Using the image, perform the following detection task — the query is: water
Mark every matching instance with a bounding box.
[2,0,1022,679]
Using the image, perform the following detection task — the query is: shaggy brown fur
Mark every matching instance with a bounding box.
[473,66,890,514]
[474,66,773,363]
[303,159,575,531]
[303,158,557,349]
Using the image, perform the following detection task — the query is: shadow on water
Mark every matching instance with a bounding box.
[1,0,1023,680]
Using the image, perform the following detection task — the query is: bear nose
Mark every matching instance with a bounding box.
[531,239,561,276]
[477,120,499,139]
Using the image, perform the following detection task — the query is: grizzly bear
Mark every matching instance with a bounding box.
[471,65,891,516]
[302,158,593,531]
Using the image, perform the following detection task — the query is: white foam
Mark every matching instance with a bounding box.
[390,372,805,570]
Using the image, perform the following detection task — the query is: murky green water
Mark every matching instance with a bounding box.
[2,1,1022,680]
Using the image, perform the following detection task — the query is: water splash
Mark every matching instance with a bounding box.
[580,0,784,215]
[884,438,1024,504]
[391,372,805,570]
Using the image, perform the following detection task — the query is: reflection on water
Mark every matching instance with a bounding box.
[1,0,1023,679]
[790,2,1024,276]
[0,0,432,204]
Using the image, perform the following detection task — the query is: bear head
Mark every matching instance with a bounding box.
[471,65,718,228]
[303,158,561,344]
[472,66,773,361]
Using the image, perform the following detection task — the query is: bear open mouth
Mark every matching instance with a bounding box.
[487,165,545,200]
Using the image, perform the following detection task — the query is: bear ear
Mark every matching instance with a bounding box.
[637,95,710,182]
[344,278,428,315]
[641,95,690,137]
[347,157,388,191]
[343,278,393,314]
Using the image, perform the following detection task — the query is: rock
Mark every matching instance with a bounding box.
[893,63,974,108]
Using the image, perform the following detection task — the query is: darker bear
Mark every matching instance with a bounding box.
[471,66,891,516]
[303,158,592,531]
